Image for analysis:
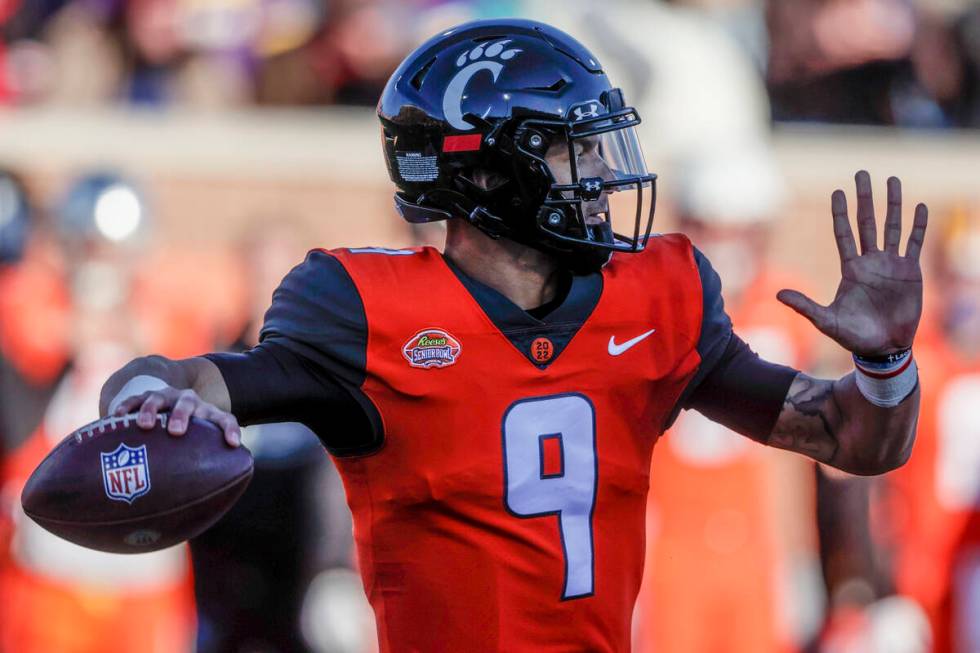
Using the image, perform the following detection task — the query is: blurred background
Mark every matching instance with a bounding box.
[1,0,979,652]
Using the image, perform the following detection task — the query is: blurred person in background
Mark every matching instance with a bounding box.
[764,0,980,128]
[529,0,773,167]
[659,0,771,74]
[0,166,70,555]
[0,0,521,108]
[0,168,49,465]
[908,3,980,129]
[634,147,828,653]
[871,206,980,653]
[0,169,30,269]
[766,0,917,125]
[0,172,196,653]
[190,219,373,653]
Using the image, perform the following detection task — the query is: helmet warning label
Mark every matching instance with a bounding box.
[396,152,438,182]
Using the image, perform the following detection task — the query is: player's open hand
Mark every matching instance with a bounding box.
[112,387,242,447]
[777,171,928,356]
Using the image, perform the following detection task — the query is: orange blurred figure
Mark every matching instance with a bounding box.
[881,205,980,653]
[634,149,819,653]
[0,173,203,653]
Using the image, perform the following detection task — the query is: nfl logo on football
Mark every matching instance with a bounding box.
[101,443,151,504]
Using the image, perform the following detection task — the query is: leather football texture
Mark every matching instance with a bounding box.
[21,413,253,554]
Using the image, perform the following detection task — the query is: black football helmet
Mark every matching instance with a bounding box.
[378,19,656,272]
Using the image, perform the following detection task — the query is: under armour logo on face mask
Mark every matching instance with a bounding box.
[571,103,601,121]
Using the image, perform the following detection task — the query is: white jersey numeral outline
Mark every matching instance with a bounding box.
[502,393,597,599]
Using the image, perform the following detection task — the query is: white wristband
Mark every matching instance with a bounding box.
[108,375,169,414]
[853,356,918,408]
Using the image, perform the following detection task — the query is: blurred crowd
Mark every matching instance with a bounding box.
[1,1,979,653]
[0,171,380,653]
[0,0,517,108]
[2,0,980,126]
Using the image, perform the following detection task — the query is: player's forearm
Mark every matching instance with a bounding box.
[99,355,231,417]
[768,372,918,476]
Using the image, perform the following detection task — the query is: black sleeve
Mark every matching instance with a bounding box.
[664,247,734,428]
[205,249,383,456]
[204,341,380,456]
[684,334,799,443]
[664,247,798,442]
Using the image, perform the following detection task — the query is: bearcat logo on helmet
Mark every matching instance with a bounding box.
[378,19,658,273]
[442,39,522,132]
[101,443,151,504]
[403,329,462,369]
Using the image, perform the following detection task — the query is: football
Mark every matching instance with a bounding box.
[21,412,253,554]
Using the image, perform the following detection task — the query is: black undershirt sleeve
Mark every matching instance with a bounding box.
[665,246,800,443]
[684,334,799,443]
[204,249,382,457]
[204,340,378,455]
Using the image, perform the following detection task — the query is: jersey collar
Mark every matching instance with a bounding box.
[439,253,603,368]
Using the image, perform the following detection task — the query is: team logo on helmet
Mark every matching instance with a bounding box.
[442,40,522,131]
[402,328,462,368]
[101,443,151,504]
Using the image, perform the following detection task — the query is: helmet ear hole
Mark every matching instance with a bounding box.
[460,169,509,194]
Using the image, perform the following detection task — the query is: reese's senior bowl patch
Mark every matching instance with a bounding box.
[402,329,461,369]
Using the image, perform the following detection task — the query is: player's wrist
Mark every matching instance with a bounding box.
[853,346,912,365]
[852,347,917,407]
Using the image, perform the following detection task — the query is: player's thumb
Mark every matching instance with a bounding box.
[777,289,832,334]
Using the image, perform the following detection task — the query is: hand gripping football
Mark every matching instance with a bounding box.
[21,413,253,553]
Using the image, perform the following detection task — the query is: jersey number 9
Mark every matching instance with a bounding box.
[502,393,597,599]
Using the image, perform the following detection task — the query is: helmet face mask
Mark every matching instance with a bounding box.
[514,98,657,259]
[379,19,658,272]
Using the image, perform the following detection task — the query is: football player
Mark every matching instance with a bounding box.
[101,20,928,653]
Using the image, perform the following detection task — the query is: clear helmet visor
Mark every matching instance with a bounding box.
[542,121,656,248]
[596,124,649,184]
[546,125,651,191]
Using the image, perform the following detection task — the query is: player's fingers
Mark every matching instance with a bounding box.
[167,390,199,436]
[777,289,834,335]
[905,202,929,261]
[854,171,877,253]
[113,392,150,417]
[216,413,242,448]
[832,192,858,265]
[136,392,168,429]
[200,405,242,448]
[883,176,902,254]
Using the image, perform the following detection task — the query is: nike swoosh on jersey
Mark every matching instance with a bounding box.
[607,329,657,356]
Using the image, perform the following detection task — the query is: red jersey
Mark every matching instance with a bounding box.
[239,236,736,652]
